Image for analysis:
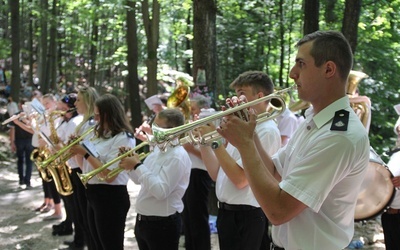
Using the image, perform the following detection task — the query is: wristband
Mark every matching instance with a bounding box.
[133,162,142,170]
[84,153,90,159]
[211,139,223,150]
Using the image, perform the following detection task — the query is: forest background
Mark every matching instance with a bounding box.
[1,0,399,158]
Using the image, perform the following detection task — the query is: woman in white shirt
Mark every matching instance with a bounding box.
[71,94,135,250]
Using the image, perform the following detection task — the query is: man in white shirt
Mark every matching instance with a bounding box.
[218,31,370,250]
[199,71,281,250]
[120,108,191,250]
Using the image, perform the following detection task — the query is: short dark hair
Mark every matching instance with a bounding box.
[229,71,274,96]
[297,31,353,81]
[157,108,184,128]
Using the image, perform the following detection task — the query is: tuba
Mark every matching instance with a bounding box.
[347,70,370,131]
[167,85,191,121]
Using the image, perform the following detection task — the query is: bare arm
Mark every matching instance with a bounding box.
[218,113,306,225]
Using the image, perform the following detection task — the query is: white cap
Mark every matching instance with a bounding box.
[144,95,163,110]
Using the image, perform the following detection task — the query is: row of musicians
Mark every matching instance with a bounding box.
[21,71,299,250]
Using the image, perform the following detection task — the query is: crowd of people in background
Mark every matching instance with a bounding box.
[1,30,400,250]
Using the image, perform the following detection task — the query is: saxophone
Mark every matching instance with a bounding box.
[31,110,74,196]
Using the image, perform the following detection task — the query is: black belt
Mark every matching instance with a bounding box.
[218,202,257,211]
[270,242,285,250]
[137,212,179,222]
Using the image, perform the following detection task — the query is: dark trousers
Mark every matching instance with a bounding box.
[86,184,130,250]
[70,168,91,248]
[15,138,33,186]
[182,169,212,250]
[382,212,400,250]
[135,213,181,250]
[48,176,61,204]
[217,206,267,250]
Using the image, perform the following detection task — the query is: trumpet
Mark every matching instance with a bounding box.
[152,86,294,150]
[78,141,150,187]
[36,127,95,171]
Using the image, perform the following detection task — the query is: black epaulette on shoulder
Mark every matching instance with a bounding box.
[330,109,349,131]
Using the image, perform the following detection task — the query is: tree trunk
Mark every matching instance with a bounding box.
[38,0,49,92]
[141,0,160,98]
[10,0,21,102]
[27,0,34,88]
[126,0,142,129]
[1,0,9,39]
[193,0,217,93]
[342,0,362,54]
[89,0,99,87]
[325,0,338,24]
[303,0,319,35]
[48,0,58,92]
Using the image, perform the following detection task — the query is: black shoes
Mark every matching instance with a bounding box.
[63,240,85,250]
[52,221,73,236]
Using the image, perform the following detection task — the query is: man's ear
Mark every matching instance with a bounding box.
[325,61,336,78]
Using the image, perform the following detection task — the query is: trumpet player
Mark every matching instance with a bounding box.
[119,108,191,250]
[70,94,135,250]
[181,95,213,250]
[8,98,34,189]
[198,71,281,250]
[217,31,370,250]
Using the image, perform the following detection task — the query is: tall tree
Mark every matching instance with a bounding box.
[342,0,362,53]
[303,0,319,34]
[48,0,58,91]
[141,0,160,97]
[193,0,217,92]
[126,0,142,129]
[89,0,99,87]
[38,0,49,92]
[10,0,20,102]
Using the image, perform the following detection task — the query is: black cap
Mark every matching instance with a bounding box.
[61,93,77,108]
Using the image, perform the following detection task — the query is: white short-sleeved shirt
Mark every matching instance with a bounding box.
[276,108,299,138]
[57,115,83,169]
[271,96,370,250]
[216,120,281,206]
[129,143,191,216]
[189,144,207,171]
[387,138,400,208]
[83,131,136,185]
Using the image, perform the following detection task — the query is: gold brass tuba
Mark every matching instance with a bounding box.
[167,85,191,121]
[347,70,370,131]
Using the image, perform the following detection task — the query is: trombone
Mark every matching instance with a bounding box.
[78,141,150,187]
[152,86,294,150]
[36,127,95,171]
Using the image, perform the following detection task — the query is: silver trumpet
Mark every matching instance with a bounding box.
[153,86,295,150]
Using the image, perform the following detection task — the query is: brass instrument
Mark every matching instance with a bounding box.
[167,85,191,121]
[347,70,370,130]
[78,141,150,187]
[152,86,293,150]
[30,108,78,196]
[36,127,95,170]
